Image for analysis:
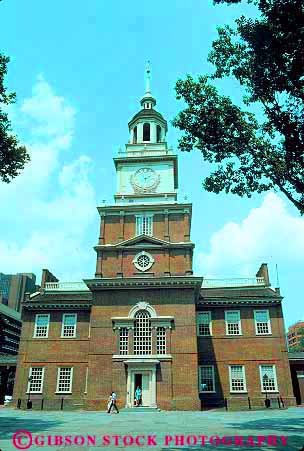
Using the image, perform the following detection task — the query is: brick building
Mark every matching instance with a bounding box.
[287,321,304,350]
[13,66,295,410]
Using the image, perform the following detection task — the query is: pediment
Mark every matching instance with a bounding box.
[118,235,169,247]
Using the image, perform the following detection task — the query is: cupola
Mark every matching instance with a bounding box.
[128,62,168,144]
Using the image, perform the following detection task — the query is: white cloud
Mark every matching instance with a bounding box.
[0,76,97,281]
[20,75,75,139]
[196,192,304,278]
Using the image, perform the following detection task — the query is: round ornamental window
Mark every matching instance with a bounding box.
[137,254,150,270]
[133,251,154,272]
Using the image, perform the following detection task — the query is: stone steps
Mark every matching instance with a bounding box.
[122,407,160,412]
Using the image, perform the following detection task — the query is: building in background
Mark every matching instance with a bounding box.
[288,352,304,405]
[0,272,37,312]
[0,272,37,404]
[287,321,304,350]
[13,67,295,411]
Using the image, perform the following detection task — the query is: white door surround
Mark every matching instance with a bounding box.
[125,359,158,408]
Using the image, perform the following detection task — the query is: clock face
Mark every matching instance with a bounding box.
[131,168,160,192]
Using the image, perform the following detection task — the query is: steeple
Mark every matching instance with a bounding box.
[140,61,156,109]
[128,62,167,145]
[113,64,178,205]
[145,61,151,95]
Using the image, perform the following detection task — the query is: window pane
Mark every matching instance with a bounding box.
[119,328,129,355]
[35,315,49,337]
[134,310,152,355]
[255,311,270,334]
[200,366,214,392]
[57,368,72,392]
[156,327,166,355]
[226,311,239,322]
[62,314,76,337]
[36,315,49,326]
[29,368,44,393]
[198,312,211,336]
[226,311,240,335]
[136,216,153,236]
[230,365,245,391]
[260,365,277,391]
[64,315,76,326]
[255,311,268,322]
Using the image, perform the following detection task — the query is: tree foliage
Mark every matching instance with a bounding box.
[173,0,304,213]
[0,53,29,183]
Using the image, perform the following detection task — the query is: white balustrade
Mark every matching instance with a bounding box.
[44,282,89,291]
[202,277,265,288]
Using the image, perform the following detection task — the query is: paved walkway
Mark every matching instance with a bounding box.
[0,407,303,451]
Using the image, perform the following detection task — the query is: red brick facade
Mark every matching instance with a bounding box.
[13,76,295,411]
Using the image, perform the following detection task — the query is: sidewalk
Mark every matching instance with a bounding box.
[0,407,303,451]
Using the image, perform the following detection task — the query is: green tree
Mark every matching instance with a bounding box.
[173,0,304,213]
[0,53,29,182]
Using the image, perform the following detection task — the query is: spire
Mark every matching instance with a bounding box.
[141,61,156,109]
[145,61,151,95]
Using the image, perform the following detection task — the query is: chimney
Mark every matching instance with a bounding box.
[256,263,270,286]
[41,269,59,288]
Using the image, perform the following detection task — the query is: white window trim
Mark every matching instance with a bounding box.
[84,367,89,394]
[229,365,247,393]
[61,313,77,338]
[254,310,272,335]
[259,364,279,393]
[156,326,167,355]
[33,314,50,339]
[199,365,216,393]
[197,311,212,336]
[26,367,45,394]
[56,367,73,394]
[119,327,129,355]
[225,310,242,336]
[133,250,155,272]
[135,214,153,237]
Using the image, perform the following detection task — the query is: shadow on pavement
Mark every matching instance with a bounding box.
[0,416,62,439]
[226,416,304,433]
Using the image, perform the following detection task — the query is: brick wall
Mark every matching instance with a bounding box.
[197,304,295,409]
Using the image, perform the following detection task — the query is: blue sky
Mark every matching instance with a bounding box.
[0,0,303,328]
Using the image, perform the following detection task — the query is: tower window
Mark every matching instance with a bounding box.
[136,215,153,236]
[133,126,137,144]
[143,123,150,141]
[157,125,162,142]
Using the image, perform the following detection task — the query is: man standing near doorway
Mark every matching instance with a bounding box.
[135,386,142,407]
[107,391,119,414]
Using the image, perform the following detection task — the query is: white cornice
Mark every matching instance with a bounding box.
[84,276,203,292]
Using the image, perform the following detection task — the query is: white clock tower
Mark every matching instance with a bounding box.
[114,63,178,204]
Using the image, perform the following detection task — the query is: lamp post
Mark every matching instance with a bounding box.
[263,374,270,408]
[27,376,32,409]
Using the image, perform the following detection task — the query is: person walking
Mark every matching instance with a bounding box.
[107,391,119,414]
[135,386,142,407]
